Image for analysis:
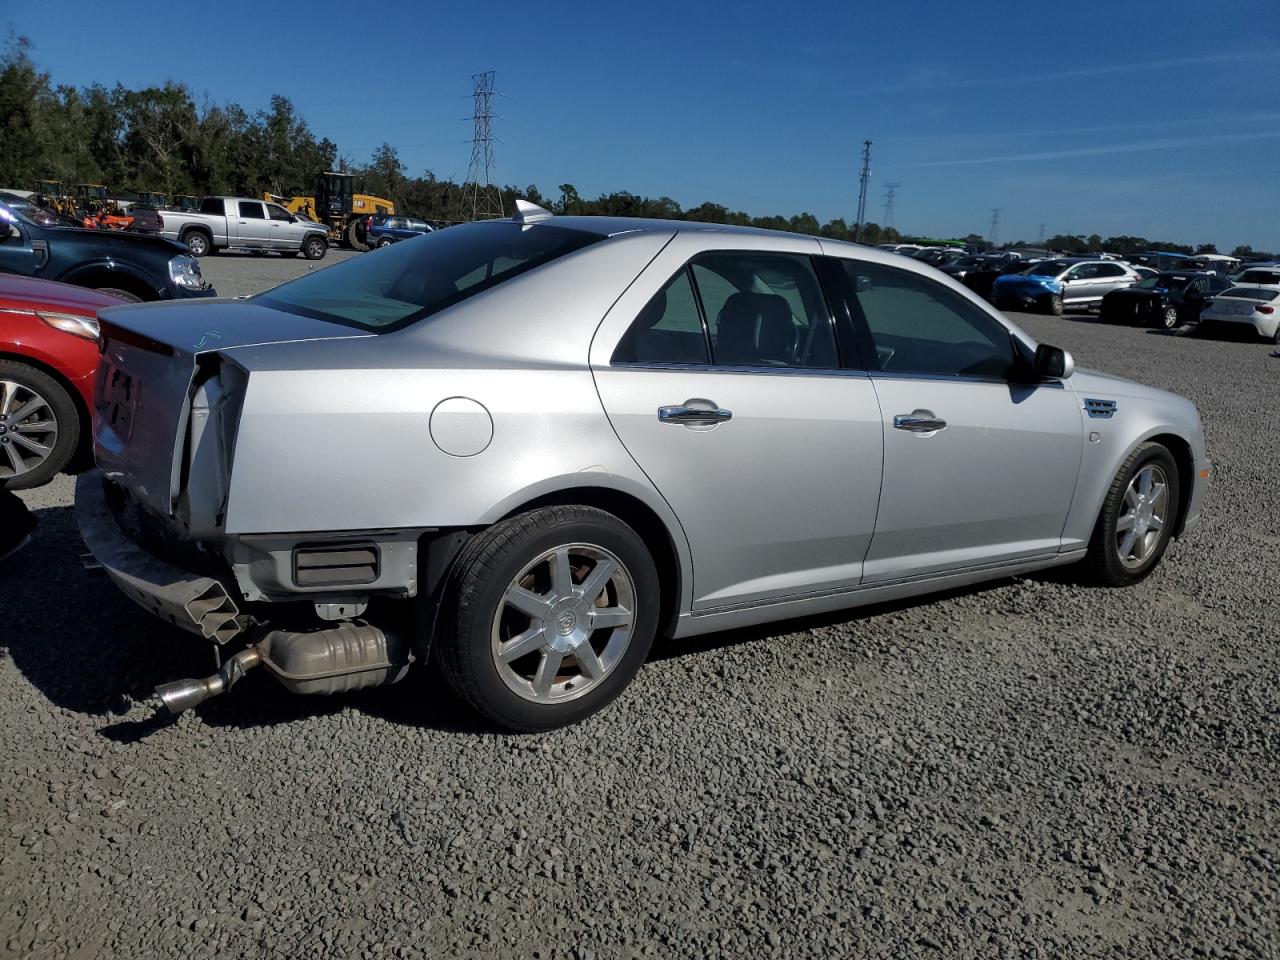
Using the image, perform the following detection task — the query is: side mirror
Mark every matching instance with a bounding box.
[1033,343,1074,380]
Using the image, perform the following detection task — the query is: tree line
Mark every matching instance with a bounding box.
[0,36,1270,259]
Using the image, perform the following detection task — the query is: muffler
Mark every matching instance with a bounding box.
[154,621,410,715]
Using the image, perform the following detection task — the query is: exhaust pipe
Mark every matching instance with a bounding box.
[155,646,262,714]
[153,621,409,715]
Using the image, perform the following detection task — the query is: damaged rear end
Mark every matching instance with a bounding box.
[77,300,418,713]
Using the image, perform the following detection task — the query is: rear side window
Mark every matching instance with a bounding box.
[612,251,839,369]
[1223,287,1279,302]
[238,201,265,219]
[256,221,603,332]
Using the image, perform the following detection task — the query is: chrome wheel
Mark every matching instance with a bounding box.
[491,543,635,704]
[1162,306,1178,329]
[1116,464,1169,569]
[0,379,58,481]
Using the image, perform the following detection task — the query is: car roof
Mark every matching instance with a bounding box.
[543,215,827,242]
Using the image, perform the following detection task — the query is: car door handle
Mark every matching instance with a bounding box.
[658,401,733,426]
[893,410,947,433]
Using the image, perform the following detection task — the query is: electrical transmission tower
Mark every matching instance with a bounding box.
[988,207,1001,246]
[462,71,503,221]
[854,140,872,242]
[882,182,901,231]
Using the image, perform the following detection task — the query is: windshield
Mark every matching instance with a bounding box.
[257,221,604,332]
[1020,260,1070,276]
[0,199,77,228]
[1222,287,1279,302]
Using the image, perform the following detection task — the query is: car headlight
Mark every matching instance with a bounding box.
[37,311,99,341]
[168,254,209,290]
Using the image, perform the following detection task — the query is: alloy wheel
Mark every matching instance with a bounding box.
[490,543,636,704]
[0,379,58,481]
[1116,464,1169,569]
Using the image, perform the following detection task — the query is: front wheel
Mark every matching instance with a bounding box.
[1081,442,1180,586]
[435,505,660,731]
[302,235,328,261]
[1045,294,1064,316]
[0,360,80,490]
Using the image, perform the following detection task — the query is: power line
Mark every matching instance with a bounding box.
[988,207,1001,246]
[854,140,872,242]
[461,71,503,222]
[882,182,901,231]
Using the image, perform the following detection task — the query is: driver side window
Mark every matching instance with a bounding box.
[840,260,1015,379]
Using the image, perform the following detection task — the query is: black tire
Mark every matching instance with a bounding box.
[1081,442,1181,587]
[345,222,368,252]
[302,235,328,261]
[0,359,80,490]
[1159,305,1179,330]
[377,237,394,248]
[435,505,660,732]
[182,230,212,257]
[95,287,143,303]
[1044,294,1064,317]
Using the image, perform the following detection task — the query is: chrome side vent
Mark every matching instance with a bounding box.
[293,543,380,587]
[1084,398,1117,419]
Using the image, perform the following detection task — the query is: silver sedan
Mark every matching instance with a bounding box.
[77,202,1211,731]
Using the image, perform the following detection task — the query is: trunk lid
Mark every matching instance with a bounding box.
[93,299,370,517]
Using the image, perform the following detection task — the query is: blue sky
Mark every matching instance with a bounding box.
[8,0,1279,250]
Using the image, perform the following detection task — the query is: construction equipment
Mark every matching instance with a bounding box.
[272,173,395,250]
[32,180,75,217]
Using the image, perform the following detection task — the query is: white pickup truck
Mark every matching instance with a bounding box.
[159,196,330,260]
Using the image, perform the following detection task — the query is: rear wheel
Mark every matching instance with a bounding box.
[182,230,212,257]
[1081,442,1180,586]
[0,360,80,490]
[377,237,394,248]
[1159,305,1179,330]
[435,505,659,731]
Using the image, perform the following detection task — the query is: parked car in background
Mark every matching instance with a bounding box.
[1198,285,1280,343]
[0,276,123,488]
[912,248,967,267]
[158,196,330,260]
[76,203,1209,732]
[1231,264,1280,285]
[1100,272,1232,329]
[1128,251,1189,272]
[951,255,1042,302]
[365,214,435,248]
[1129,266,1160,280]
[993,258,1140,315]
[1172,254,1239,275]
[0,197,215,302]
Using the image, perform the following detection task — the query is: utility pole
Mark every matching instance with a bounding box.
[882,182,901,231]
[461,71,503,221]
[854,140,872,242]
[1037,223,1046,245]
[988,207,1001,247]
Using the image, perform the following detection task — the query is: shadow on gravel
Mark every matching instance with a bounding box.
[2,501,1038,740]
[1,504,488,741]
[649,577,1016,663]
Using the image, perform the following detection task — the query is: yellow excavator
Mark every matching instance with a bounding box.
[266,172,394,250]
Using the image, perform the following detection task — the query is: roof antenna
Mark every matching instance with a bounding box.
[512,198,554,224]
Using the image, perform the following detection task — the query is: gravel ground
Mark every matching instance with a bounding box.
[2,256,1278,959]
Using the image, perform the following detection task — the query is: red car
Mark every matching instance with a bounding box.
[0,276,123,489]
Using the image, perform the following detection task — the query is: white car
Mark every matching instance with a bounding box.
[1199,285,1280,342]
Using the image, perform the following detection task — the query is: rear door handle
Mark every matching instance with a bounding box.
[658,400,733,426]
[893,409,947,433]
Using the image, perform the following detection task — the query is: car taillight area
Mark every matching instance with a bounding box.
[177,354,248,539]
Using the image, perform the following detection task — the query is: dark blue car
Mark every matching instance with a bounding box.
[365,215,434,249]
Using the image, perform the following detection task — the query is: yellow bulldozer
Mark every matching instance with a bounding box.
[267,172,394,250]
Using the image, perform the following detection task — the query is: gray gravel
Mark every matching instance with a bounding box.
[2,256,1278,959]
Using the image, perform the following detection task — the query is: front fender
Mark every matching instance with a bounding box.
[1061,408,1201,550]
[59,260,165,298]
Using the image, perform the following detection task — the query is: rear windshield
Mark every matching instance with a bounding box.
[1222,287,1279,302]
[256,221,604,332]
